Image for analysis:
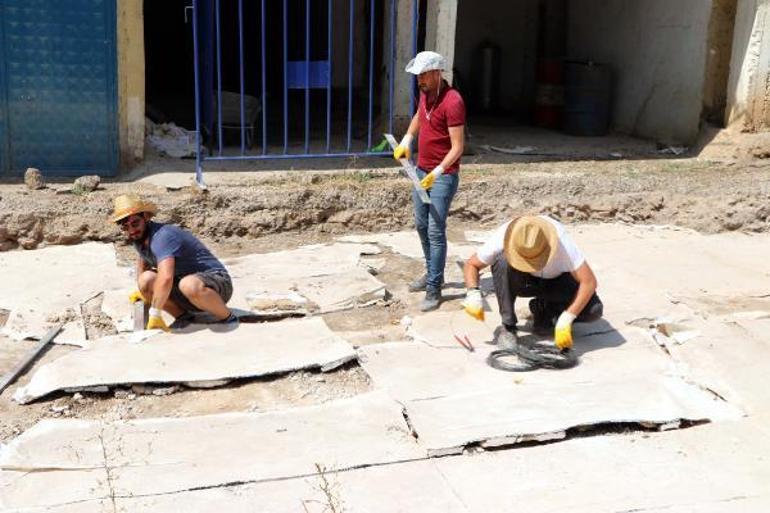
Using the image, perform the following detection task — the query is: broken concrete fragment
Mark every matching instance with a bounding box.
[24,168,45,190]
[224,243,387,316]
[13,318,357,403]
[0,243,132,343]
[245,291,310,316]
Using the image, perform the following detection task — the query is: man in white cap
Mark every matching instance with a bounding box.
[111,194,238,332]
[393,50,466,312]
[462,215,603,351]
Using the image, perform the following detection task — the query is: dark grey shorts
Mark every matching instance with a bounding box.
[170,269,233,313]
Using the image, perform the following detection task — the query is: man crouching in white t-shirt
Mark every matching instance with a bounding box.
[462,215,603,351]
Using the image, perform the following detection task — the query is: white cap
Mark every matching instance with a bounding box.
[405,51,446,75]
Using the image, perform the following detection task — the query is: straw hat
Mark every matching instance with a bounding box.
[111,194,157,223]
[503,216,559,273]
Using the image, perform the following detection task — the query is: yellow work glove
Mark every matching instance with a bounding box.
[393,133,413,161]
[146,307,170,332]
[554,311,577,350]
[420,165,444,190]
[128,290,146,304]
[461,287,484,321]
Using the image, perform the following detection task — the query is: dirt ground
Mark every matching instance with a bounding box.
[0,127,769,255]
[1,128,769,443]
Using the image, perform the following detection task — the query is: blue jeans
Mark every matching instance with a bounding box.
[412,169,459,290]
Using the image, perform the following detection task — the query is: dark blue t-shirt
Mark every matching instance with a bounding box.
[135,221,226,277]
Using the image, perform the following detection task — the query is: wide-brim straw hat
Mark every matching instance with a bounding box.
[111,194,157,223]
[504,216,559,273]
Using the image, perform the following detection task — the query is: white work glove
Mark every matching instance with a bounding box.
[554,311,577,350]
[461,287,484,321]
[393,133,413,161]
[420,165,444,190]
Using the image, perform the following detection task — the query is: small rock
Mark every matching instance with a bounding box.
[50,404,70,414]
[114,389,131,399]
[132,384,152,395]
[24,168,45,190]
[72,175,101,194]
[151,385,179,396]
[72,392,84,402]
[0,241,17,252]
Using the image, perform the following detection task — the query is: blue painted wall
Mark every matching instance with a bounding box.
[0,0,118,177]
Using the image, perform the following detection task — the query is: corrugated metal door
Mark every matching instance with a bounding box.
[0,0,118,177]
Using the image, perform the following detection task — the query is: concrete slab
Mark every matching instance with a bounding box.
[407,302,502,349]
[339,231,475,261]
[224,243,387,315]
[5,420,769,512]
[0,468,110,512]
[13,318,357,403]
[434,420,770,513]
[2,458,467,513]
[115,459,466,513]
[0,392,421,503]
[406,375,741,456]
[0,243,131,344]
[359,327,667,401]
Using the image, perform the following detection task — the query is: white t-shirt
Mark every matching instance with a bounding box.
[476,216,585,279]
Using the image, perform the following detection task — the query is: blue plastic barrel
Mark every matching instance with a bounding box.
[563,61,612,136]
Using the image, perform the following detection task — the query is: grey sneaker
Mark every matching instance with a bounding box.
[210,313,240,333]
[420,288,442,312]
[492,325,519,350]
[408,274,428,292]
[169,311,196,331]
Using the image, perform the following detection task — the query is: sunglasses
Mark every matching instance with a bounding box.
[118,215,144,231]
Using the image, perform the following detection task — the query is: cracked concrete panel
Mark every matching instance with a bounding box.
[0,243,132,344]
[118,459,467,513]
[224,243,387,315]
[434,420,770,513]
[358,327,669,402]
[406,375,742,456]
[0,468,110,512]
[13,318,356,403]
[0,392,422,501]
[663,317,770,415]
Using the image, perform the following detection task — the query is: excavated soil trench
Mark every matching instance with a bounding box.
[1,158,770,254]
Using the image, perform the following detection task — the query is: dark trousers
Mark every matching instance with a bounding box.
[491,252,603,330]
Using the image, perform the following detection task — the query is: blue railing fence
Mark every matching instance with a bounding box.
[192,0,419,186]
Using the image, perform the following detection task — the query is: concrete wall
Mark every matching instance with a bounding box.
[425,0,459,85]
[702,0,738,125]
[726,0,770,131]
[568,0,713,144]
[117,0,145,168]
[453,0,539,114]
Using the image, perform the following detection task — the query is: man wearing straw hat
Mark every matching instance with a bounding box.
[462,215,603,351]
[111,194,237,332]
[393,50,466,312]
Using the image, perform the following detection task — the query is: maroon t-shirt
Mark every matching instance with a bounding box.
[417,82,466,174]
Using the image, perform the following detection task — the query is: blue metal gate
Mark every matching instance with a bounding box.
[0,0,118,177]
[192,0,418,186]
